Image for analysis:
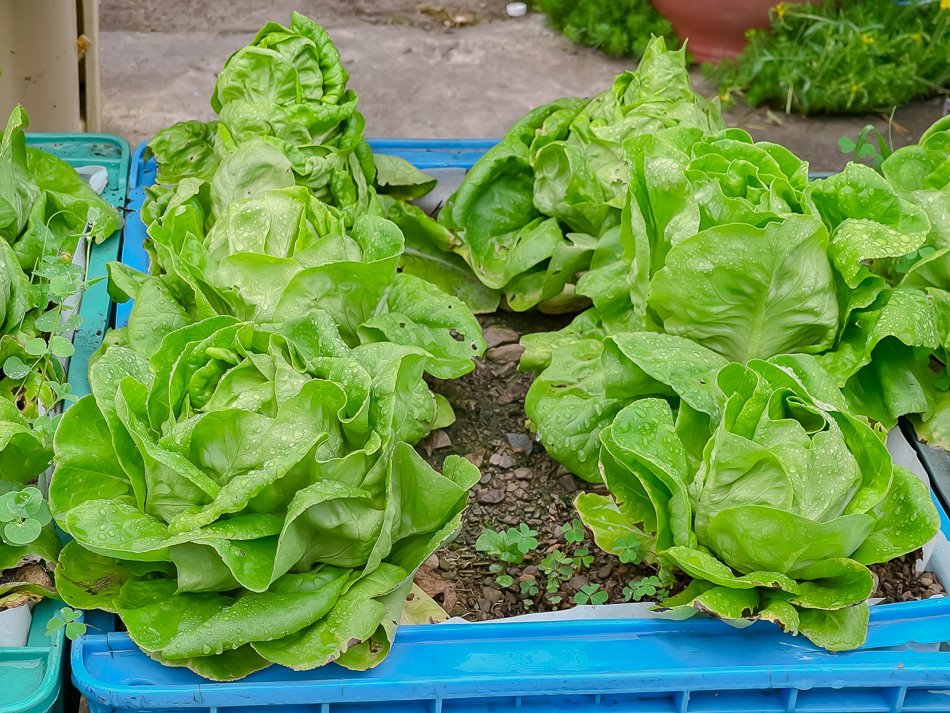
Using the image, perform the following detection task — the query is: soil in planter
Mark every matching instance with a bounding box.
[417,311,683,621]
[872,551,945,603]
[0,562,53,610]
[417,311,947,621]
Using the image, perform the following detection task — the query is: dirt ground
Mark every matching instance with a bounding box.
[97,0,946,170]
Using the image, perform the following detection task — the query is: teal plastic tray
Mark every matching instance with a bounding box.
[0,134,129,713]
[0,599,66,713]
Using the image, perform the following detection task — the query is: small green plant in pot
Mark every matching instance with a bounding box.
[0,406,59,647]
[0,480,60,647]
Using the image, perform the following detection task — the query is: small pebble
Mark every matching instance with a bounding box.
[514,467,532,480]
[464,452,485,468]
[476,488,505,504]
[597,564,614,579]
[568,575,589,591]
[506,432,534,455]
[483,326,520,348]
[422,430,451,454]
[498,385,522,404]
[481,586,504,603]
[559,473,579,494]
[478,598,494,612]
[424,554,440,569]
[488,344,525,364]
[489,452,516,469]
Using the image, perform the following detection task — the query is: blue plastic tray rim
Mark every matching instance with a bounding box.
[72,600,950,706]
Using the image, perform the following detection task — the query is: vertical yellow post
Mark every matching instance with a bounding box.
[0,0,91,131]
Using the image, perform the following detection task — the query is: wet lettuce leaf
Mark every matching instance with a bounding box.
[51,317,478,680]
[575,354,938,650]
[524,116,950,450]
[430,36,723,312]
[110,142,485,380]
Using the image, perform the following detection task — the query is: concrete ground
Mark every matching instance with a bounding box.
[98,0,946,171]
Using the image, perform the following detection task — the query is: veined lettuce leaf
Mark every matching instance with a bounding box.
[51,317,478,680]
[576,355,938,650]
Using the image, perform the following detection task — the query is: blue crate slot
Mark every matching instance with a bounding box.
[369,138,498,170]
[90,139,950,713]
[0,600,67,713]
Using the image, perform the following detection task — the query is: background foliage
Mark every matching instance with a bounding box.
[532,0,679,59]
[707,0,950,114]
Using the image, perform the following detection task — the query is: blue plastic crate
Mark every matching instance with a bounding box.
[81,140,950,713]
[71,602,950,713]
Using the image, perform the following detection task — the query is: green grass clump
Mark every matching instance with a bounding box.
[707,0,949,114]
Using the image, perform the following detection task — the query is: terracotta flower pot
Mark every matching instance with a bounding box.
[651,0,783,63]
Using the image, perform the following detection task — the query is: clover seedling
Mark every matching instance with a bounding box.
[46,607,86,640]
[614,534,645,564]
[623,575,665,602]
[0,487,51,546]
[495,574,514,588]
[562,518,585,544]
[520,579,539,597]
[574,584,608,606]
[3,232,94,420]
[573,547,594,568]
[475,523,539,565]
[838,124,892,172]
[539,550,574,580]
